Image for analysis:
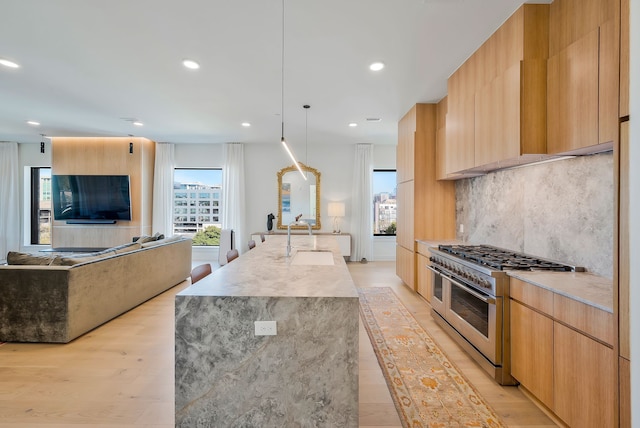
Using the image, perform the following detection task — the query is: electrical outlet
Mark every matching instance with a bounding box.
[254,320,277,336]
[459,223,464,234]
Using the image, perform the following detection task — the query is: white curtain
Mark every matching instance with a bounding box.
[222,143,246,252]
[351,144,373,262]
[0,142,20,257]
[152,143,175,236]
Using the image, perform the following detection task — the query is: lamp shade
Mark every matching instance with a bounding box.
[327,202,345,217]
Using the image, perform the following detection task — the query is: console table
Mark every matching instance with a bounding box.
[251,232,351,257]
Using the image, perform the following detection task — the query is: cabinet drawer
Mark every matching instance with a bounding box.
[554,294,614,346]
[509,278,553,314]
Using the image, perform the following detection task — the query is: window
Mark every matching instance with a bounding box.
[373,169,397,236]
[30,167,52,245]
[173,168,223,246]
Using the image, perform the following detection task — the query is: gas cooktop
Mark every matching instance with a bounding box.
[437,244,582,272]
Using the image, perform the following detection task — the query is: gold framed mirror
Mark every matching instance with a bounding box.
[277,163,321,230]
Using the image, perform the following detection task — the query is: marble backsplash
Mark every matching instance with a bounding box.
[455,152,613,278]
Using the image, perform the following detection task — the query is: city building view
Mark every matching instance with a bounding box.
[37,168,52,245]
[373,170,397,235]
[173,169,223,245]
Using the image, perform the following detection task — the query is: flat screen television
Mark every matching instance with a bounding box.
[52,175,132,223]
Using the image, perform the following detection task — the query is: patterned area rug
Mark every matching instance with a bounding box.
[358,287,506,428]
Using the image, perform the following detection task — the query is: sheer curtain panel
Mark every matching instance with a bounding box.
[0,142,20,257]
[152,143,175,236]
[351,144,373,262]
[222,143,246,253]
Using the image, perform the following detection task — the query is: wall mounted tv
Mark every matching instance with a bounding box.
[52,175,132,223]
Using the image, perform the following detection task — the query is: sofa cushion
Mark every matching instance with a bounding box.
[141,235,184,248]
[55,254,111,266]
[112,242,142,254]
[6,251,56,266]
[135,235,155,244]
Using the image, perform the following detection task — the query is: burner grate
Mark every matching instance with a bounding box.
[438,245,573,271]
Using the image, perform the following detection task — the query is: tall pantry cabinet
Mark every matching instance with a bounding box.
[396,104,456,289]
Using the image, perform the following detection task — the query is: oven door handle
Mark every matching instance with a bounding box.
[424,265,442,276]
[428,264,496,304]
[447,276,496,304]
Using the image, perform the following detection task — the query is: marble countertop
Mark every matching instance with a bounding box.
[178,235,358,299]
[416,239,462,247]
[508,271,613,313]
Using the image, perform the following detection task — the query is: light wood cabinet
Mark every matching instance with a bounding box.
[444,4,549,176]
[396,245,415,290]
[510,277,615,425]
[415,252,432,302]
[445,66,475,175]
[547,0,620,155]
[435,97,447,181]
[510,300,554,409]
[619,0,629,117]
[554,322,615,427]
[396,104,455,289]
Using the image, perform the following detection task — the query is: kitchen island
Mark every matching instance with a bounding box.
[175,235,359,427]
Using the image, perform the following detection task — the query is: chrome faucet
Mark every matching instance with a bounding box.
[286,214,312,257]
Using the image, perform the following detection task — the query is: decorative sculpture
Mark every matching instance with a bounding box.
[267,213,275,231]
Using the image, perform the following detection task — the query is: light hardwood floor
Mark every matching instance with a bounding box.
[0,261,556,427]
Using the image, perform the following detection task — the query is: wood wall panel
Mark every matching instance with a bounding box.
[51,137,155,248]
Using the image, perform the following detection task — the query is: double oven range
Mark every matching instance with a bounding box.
[427,244,582,385]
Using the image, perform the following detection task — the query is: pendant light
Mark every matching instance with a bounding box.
[279,0,306,181]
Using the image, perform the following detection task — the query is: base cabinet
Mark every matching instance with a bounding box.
[510,278,615,427]
[415,252,432,302]
[510,301,553,409]
[554,323,615,427]
[396,245,414,290]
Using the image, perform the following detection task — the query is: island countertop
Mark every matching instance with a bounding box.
[178,234,358,298]
[175,233,359,427]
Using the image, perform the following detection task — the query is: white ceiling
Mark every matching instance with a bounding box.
[0,0,542,147]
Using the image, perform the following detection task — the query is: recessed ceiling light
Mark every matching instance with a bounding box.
[241,122,251,127]
[348,122,358,127]
[369,62,385,71]
[0,58,20,68]
[133,121,144,126]
[182,59,200,70]
[27,120,40,126]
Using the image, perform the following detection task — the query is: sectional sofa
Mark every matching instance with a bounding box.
[0,236,192,343]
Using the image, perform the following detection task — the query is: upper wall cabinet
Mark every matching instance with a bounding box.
[546,0,620,154]
[443,4,550,178]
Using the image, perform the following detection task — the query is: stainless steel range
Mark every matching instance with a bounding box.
[427,244,582,385]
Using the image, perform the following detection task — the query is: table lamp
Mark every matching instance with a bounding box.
[327,202,345,234]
